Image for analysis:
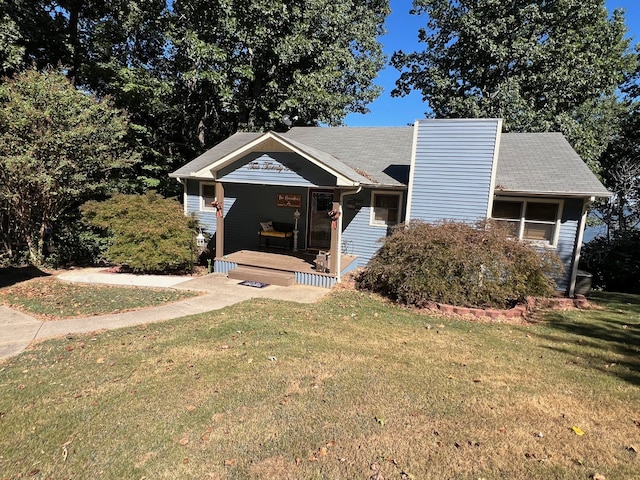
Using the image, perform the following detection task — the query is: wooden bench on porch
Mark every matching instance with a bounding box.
[258,221,294,250]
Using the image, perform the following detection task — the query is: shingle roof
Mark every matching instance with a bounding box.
[170,132,262,178]
[170,126,609,197]
[284,127,414,186]
[496,133,611,197]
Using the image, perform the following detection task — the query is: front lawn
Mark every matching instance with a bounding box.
[0,290,638,479]
[0,276,199,319]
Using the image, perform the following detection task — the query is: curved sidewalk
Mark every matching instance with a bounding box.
[1,270,328,362]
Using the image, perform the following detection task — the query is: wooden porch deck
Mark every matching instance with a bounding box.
[222,249,358,275]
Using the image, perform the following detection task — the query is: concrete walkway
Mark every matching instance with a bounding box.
[0,269,329,362]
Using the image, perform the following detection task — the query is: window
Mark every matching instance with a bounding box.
[371,191,402,227]
[200,183,216,211]
[491,198,562,246]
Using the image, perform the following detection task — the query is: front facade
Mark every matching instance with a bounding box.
[170,119,611,295]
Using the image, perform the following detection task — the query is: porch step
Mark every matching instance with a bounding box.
[228,266,295,287]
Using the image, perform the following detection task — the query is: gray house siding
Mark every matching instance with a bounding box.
[341,188,407,268]
[407,119,500,223]
[554,198,583,292]
[217,152,336,187]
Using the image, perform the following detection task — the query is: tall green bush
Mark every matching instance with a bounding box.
[356,221,562,309]
[81,192,197,273]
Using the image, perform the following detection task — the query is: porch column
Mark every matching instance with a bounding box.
[215,182,225,257]
[329,200,340,274]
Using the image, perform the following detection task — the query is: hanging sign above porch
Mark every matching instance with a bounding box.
[277,193,302,208]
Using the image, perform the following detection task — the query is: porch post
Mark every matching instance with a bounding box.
[329,199,340,274]
[215,182,225,257]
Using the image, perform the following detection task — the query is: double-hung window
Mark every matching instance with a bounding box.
[200,183,216,211]
[491,198,562,247]
[370,191,402,227]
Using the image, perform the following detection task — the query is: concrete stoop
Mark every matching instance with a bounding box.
[228,266,295,287]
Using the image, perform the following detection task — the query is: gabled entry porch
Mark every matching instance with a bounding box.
[174,130,372,287]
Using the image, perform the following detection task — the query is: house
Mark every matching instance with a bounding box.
[170,118,611,295]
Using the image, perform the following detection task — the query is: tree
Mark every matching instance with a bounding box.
[169,0,389,146]
[81,191,197,273]
[0,9,24,73]
[391,0,636,166]
[0,0,69,74]
[0,68,138,264]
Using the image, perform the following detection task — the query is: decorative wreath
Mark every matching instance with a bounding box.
[211,199,223,217]
[328,209,341,229]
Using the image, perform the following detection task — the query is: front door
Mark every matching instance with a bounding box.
[308,190,333,249]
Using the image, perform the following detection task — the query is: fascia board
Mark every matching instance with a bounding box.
[494,189,612,198]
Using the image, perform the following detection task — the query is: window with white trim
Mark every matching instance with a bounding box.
[370,191,402,227]
[491,198,563,246]
[200,183,216,211]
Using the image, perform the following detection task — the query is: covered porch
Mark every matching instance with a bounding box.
[214,249,359,288]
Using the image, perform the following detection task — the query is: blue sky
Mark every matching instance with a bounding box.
[345,0,640,127]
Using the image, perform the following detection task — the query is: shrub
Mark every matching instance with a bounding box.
[580,230,640,293]
[356,220,563,309]
[81,192,197,273]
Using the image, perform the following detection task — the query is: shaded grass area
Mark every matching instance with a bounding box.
[0,291,638,479]
[538,291,640,386]
[0,266,50,288]
[0,276,199,319]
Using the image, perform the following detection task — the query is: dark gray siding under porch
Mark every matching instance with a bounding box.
[186,180,308,255]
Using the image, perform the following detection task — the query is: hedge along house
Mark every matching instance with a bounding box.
[170,118,610,294]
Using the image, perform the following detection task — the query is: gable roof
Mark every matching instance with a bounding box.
[170,127,414,186]
[496,133,611,197]
[170,125,609,197]
[170,132,262,178]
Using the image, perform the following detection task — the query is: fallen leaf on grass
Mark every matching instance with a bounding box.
[572,426,585,436]
[96,358,104,364]
[178,437,189,446]
[375,416,385,426]
[186,405,196,412]
[224,459,237,466]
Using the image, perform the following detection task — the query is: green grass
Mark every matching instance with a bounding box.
[0,276,200,319]
[0,290,638,479]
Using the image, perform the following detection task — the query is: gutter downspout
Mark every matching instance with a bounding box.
[336,186,362,283]
[568,196,594,297]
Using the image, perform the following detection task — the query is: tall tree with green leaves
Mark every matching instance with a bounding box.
[391,0,636,166]
[170,0,389,146]
[0,1,181,195]
[0,68,138,264]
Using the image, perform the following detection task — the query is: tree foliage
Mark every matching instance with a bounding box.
[391,0,636,166]
[0,68,137,264]
[356,221,562,309]
[0,0,390,196]
[581,230,640,293]
[81,191,197,273]
[170,0,389,145]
